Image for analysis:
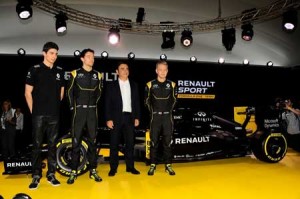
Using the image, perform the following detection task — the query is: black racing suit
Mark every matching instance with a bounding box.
[67,68,102,171]
[145,79,177,164]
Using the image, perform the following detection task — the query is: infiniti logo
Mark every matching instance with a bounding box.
[197,112,206,117]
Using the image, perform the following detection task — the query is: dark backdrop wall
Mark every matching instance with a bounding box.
[0,55,299,146]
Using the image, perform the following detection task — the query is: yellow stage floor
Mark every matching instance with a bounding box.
[1,149,300,199]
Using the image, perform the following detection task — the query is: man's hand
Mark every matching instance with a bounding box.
[134,119,139,127]
[107,120,114,129]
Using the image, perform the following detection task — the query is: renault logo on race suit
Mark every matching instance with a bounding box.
[93,74,97,79]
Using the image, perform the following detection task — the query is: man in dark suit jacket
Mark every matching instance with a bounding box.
[104,61,141,176]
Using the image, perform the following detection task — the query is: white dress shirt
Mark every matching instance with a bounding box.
[118,78,132,112]
[16,112,24,130]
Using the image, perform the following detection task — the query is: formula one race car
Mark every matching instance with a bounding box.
[54,105,287,176]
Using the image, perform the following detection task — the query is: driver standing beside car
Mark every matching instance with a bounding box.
[145,60,177,176]
[25,41,64,190]
[66,48,103,184]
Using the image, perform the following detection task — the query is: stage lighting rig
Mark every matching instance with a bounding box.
[222,28,236,51]
[55,12,68,34]
[181,29,193,47]
[108,27,120,45]
[16,0,33,20]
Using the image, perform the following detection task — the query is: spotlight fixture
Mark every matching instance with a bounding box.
[222,28,236,51]
[181,29,193,47]
[108,27,120,45]
[16,0,33,20]
[128,52,135,59]
[160,54,167,60]
[218,57,225,64]
[101,51,109,59]
[240,8,256,41]
[241,23,254,41]
[17,48,26,56]
[190,56,197,62]
[243,59,250,65]
[74,50,81,57]
[55,12,68,34]
[161,30,175,49]
[266,61,273,67]
[282,9,298,33]
[136,7,145,24]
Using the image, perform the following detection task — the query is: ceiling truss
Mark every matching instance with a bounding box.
[32,0,300,34]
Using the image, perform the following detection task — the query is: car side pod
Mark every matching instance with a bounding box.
[249,130,287,163]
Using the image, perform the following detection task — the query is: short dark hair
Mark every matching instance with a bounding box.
[115,61,129,70]
[42,42,59,53]
[80,48,94,58]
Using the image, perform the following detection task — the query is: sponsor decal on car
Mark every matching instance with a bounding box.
[174,136,210,144]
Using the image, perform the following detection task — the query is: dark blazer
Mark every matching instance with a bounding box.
[104,79,141,124]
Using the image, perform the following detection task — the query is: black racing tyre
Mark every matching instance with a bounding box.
[56,134,90,176]
[250,131,287,163]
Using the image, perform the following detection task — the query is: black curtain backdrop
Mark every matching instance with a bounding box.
[0,54,299,146]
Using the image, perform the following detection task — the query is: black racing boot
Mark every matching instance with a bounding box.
[147,164,156,176]
[67,170,77,184]
[165,164,175,176]
[90,169,102,182]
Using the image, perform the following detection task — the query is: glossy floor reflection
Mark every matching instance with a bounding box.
[1,149,300,199]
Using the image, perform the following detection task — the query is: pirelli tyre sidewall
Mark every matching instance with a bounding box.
[251,131,287,163]
[56,135,90,176]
